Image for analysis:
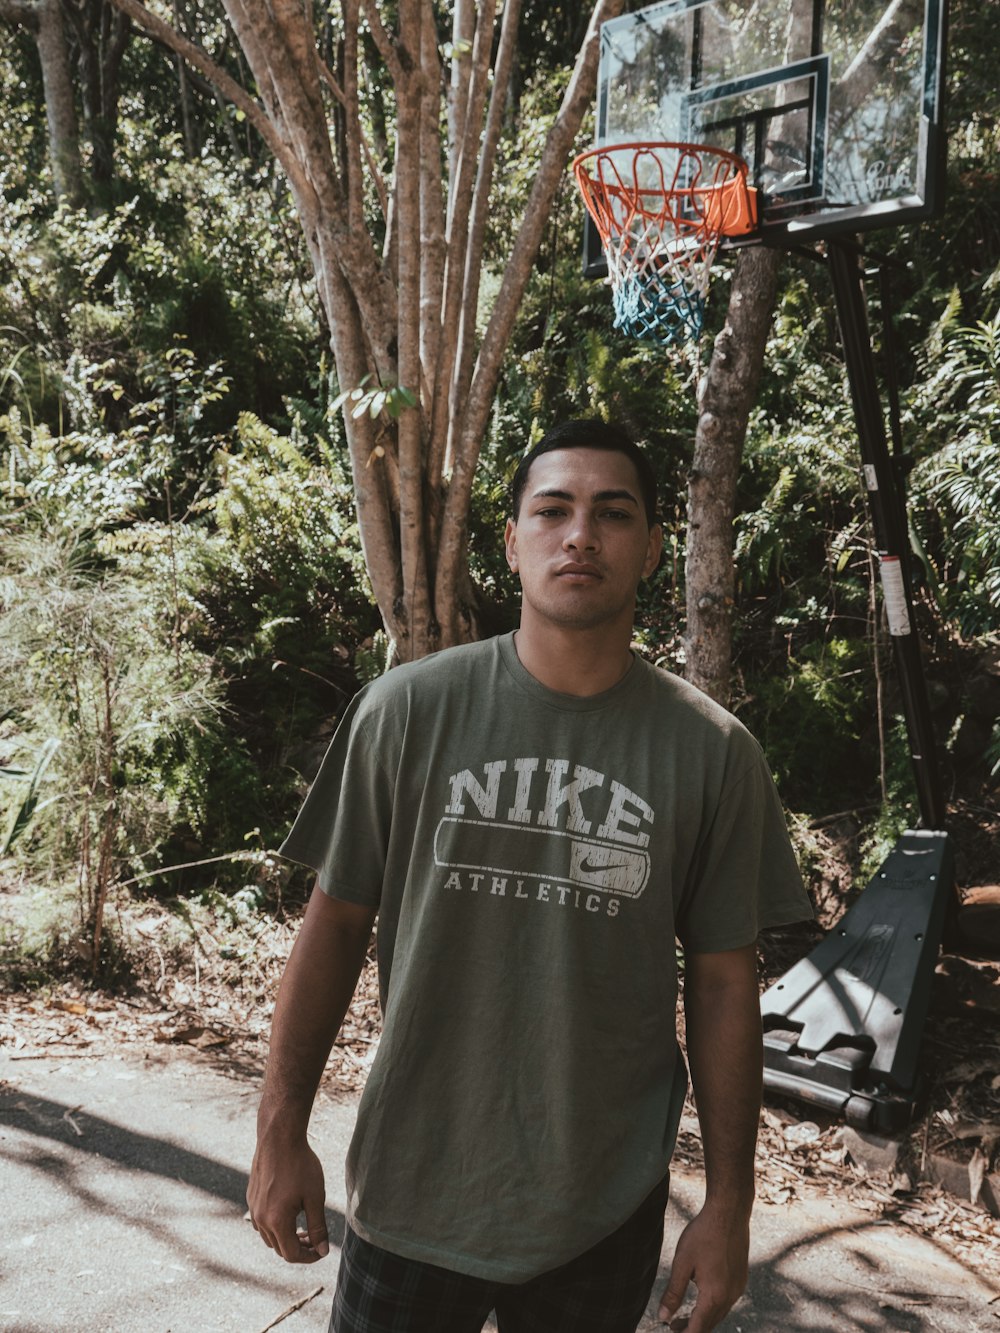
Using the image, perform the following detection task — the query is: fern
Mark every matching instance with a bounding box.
[910,302,1000,631]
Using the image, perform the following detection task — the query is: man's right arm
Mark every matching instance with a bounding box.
[247,882,377,1264]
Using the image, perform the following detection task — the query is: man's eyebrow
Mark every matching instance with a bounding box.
[530,487,639,505]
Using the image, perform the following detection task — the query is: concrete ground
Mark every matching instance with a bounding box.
[2,1048,999,1333]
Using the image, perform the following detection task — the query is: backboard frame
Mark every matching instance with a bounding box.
[583,0,948,276]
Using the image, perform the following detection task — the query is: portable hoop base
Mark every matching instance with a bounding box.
[573,142,757,345]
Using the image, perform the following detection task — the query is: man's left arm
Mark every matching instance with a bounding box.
[658,942,761,1331]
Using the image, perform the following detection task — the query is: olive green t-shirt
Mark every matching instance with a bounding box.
[279,632,811,1281]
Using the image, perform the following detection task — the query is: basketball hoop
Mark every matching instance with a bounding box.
[573,143,758,345]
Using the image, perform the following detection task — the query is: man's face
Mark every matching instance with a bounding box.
[504,448,662,634]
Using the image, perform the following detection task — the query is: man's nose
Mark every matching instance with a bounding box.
[563,514,599,550]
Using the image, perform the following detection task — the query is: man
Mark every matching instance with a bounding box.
[247,418,812,1332]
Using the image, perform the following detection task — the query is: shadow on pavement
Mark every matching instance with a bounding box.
[3,1082,997,1332]
[0,1084,348,1247]
[652,1174,999,1333]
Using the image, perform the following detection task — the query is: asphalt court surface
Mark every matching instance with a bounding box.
[2,1050,998,1332]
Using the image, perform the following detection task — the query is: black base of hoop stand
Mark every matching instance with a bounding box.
[760,238,957,1134]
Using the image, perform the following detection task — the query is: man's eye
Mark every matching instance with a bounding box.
[602,509,631,520]
[537,508,564,518]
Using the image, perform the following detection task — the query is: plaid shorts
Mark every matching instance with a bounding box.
[328,1174,669,1333]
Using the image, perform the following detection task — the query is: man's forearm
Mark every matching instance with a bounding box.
[683,943,763,1212]
[658,944,762,1327]
[258,884,377,1140]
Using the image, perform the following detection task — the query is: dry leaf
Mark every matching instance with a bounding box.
[52,1000,87,1016]
[173,1025,203,1042]
[190,1029,230,1049]
[153,1024,229,1046]
[783,1120,821,1147]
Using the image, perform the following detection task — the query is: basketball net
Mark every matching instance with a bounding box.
[573,143,758,346]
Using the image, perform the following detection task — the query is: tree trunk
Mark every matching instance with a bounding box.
[35,0,85,204]
[66,0,132,199]
[684,245,782,705]
[107,0,623,664]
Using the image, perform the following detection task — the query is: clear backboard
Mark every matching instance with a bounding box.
[586,0,946,269]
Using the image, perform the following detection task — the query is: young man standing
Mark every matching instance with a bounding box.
[247,419,812,1332]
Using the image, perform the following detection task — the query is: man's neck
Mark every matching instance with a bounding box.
[512,621,635,697]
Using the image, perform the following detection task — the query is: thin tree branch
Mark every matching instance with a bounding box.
[341,0,366,238]
[225,0,398,377]
[361,0,403,86]
[428,0,496,483]
[106,0,289,172]
[836,0,923,117]
[394,0,431,653]
[318,52,347,106]
[434,0,626,639]
[446,0,474,192]
[418,0,446,477]
[444,0,522,471]
[319,60,389,221]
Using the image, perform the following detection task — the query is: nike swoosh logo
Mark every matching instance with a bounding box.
[577,856,630,874]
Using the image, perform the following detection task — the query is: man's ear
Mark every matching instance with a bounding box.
[504,517,519,572]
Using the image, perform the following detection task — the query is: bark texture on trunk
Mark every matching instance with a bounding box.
[66,0,131,195]
[684,245,782,705]
[31,0,85,204]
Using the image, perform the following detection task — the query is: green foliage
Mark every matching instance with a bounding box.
[0,527,224,962]
[728,275,914,823]
[988,721,1000,779]
[1,308,376,954]
[106,412,377,861]
[332,376,419,422]
[355,631,393,685]
[908,296,1000,635]
[190,412,373,651]
[856,719,921,883]
[739,637,880,812]
[0,152,316,448]
[1,341,233,536]
[0,738,60,855]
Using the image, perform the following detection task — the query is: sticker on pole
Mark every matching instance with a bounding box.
[879,555,911,636]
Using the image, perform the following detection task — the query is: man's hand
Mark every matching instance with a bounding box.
[246,884,376,1264]
[657,1201,750,1330]
[248,1135,330,1263]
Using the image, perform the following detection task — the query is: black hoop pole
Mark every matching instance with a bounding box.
[827,239,945,830]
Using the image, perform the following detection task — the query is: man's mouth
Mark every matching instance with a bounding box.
[556,563,602,580]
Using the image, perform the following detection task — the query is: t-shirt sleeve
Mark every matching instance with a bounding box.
[675,734,813,952]
[278,687,393,908]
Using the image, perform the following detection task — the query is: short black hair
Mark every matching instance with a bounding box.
[510,419,658,527]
